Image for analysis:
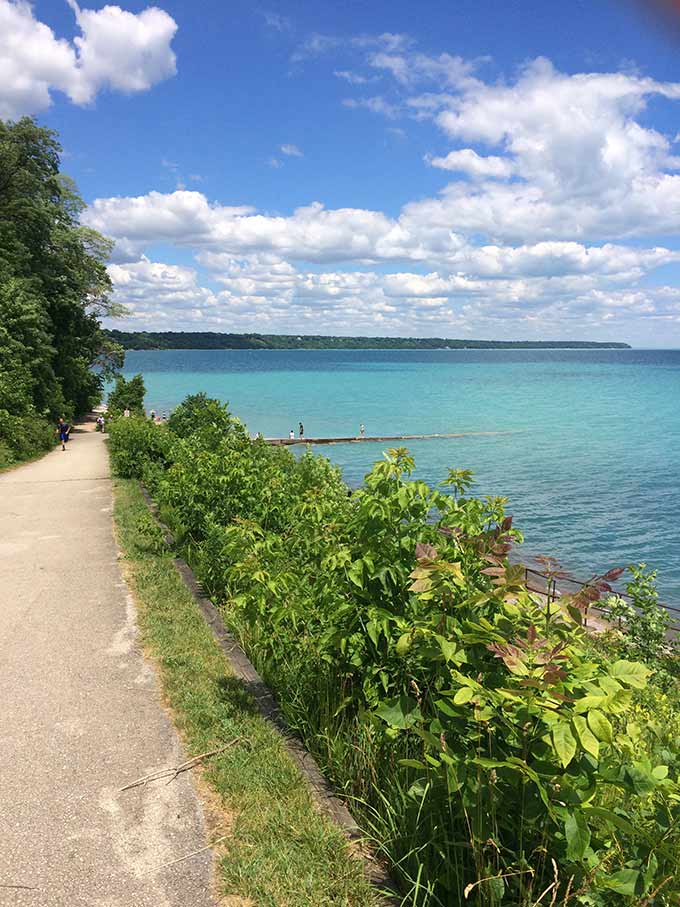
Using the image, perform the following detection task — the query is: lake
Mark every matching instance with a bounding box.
[120,348,680,602]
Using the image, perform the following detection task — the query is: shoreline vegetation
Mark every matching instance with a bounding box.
[107,389,680,907]
[105,330,632,351]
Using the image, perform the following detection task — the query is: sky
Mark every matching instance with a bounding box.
[4,0,680,343]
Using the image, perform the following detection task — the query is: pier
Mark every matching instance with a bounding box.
[265,431,506,446]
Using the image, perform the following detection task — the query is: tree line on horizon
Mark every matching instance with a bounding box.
[106,329,631,351]
[0,117,122,466]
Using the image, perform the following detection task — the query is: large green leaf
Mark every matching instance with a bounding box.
[565,811,591,861]
[572,715,599,759]
[395,632,412,656]
[552,722,577,768]
[453,686,475,705]
[610,660,649,689]
[602,868,640,896]
[587,709,613,744]
[375,695,422,729]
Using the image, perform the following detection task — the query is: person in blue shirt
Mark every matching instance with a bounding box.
[57,417,70,451]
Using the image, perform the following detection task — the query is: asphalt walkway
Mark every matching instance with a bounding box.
[0,425,215,906]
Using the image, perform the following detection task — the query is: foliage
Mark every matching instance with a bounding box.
[0,117,123,463]
[602,565,679,693]
[105,328,631,351]
[108,396,680,906]
[106,415,172,479]
[107,373,146,416]
[0,411,54,467]
[167,392,239,443]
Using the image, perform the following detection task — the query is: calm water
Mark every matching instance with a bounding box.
[121,348,680,602]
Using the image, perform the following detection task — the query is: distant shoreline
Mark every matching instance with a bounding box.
[107,330,631,352]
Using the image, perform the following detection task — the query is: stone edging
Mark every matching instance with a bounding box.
[139,485,400,905]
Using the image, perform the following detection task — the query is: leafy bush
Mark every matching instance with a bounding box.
[0,409,54,466]
[107,394,680,907]
[107,415,172,479]
[167,392,238,442]
[107,373,146,416]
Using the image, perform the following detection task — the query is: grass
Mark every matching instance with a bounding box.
[112,477,379,907]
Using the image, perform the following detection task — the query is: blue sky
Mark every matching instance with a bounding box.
[4,0,680,343]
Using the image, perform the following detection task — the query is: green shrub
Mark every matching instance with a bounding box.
[107,373,146,416]
[167,392,238,442]
[0,409,54,465]
[107,415,172,479]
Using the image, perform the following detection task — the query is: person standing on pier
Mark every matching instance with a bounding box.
[289,429,295,440]
[359,423,365,438]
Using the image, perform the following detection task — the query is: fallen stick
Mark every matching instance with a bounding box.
[120,739,243,792]
[0,884,38,890]
[141,836,228,875]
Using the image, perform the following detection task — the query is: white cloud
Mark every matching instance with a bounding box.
[342,96,400,118]
[368,51,475,88]
[334,70,372,85]
[0,0,176,118]
[280,143,303,157]
[106,252,680,339]
[88,50,680,341]
[260,10,292,33]
[84,188,680,280]
[427,148,514,179]
[291,31,411,64]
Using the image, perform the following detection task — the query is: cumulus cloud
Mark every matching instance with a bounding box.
[349,55,680,241]
[83,188,680,278]
[0,0,177,118]
[426,148,514,179]
[90,50,680,340]
[107,252,680,339]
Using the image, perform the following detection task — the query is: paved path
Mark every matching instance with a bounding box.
[0,426,215,906]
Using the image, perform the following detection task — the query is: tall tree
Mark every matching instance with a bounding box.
[0,118,123,460]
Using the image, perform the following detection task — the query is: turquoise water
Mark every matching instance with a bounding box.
[121,348,680,602]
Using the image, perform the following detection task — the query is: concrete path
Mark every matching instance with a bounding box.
[0,426,216,906]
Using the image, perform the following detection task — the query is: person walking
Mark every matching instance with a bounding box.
[57,417,71,451]
[299,422,304,439]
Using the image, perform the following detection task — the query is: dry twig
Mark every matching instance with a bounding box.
[141,835,228,875]
[120,739,243,791]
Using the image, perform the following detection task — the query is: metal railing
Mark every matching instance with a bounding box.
[522,564,680,636]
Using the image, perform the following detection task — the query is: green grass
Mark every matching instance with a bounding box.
[112,478,379,907]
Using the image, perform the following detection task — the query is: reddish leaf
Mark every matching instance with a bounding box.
[481,566,504,576]
[415,542,438,562]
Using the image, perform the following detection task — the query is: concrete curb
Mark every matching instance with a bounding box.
[138,485,401,905]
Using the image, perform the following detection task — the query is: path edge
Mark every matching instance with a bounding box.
[137,484,401,905]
